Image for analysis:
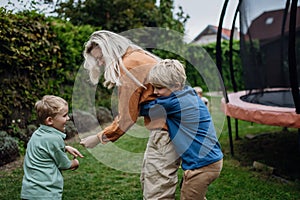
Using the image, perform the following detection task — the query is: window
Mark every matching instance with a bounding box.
[265,17,274,25]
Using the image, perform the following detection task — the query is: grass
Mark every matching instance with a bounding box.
[1,96,300,199]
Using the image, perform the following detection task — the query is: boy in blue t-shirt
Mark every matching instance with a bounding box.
[21,95,83,200]
[140,59,223,200]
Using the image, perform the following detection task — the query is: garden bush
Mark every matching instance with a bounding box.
[0,131,19,166]
[0,10,63,129]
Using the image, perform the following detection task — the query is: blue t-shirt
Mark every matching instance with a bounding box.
[21,125,72,200]
[140,86,223,170]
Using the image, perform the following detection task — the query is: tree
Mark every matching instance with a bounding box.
[3,0,189,34]
[54,0,188,33]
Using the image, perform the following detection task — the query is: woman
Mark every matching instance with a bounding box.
[80,30,180,200]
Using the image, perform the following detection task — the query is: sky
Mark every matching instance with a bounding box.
[174,0,240,41]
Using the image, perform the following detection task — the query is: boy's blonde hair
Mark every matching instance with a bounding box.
[35,95,68,124]
[193,86,203,95]
[148,59,186,88]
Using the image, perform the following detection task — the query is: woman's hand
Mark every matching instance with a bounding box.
[80,135,101,148]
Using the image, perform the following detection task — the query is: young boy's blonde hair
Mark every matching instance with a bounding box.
[35,95,68,124]
[148,59,186,88]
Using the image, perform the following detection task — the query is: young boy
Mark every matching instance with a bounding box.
[140,59,223,200]
[21,95,83,200]
[193,86,209,107]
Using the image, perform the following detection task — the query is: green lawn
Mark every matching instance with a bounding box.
[1,97,300,199]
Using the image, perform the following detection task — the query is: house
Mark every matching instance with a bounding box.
[247,7,300,44]
[191,25,239,45]
[240,6,300,89]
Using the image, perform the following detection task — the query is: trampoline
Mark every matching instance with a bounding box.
[216,0,300,155]
[222,89,300,128]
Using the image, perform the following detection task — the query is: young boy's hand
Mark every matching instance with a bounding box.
[69,159,79,171]
[65,146,84,158]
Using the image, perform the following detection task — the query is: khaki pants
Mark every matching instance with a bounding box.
[140,130,181,200]
[181,159,223,200]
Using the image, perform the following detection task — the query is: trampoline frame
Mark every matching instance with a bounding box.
[222,89,300,128]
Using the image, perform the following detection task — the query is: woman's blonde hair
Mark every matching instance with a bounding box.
[83,30,159,89]
[148,59,186,88]
[35,95,68,124]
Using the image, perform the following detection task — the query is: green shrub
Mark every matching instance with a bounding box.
[0,131,19,166]
[0,10,63,129]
